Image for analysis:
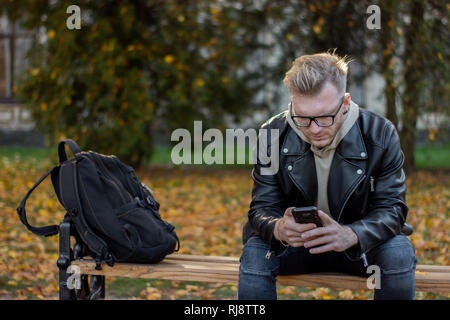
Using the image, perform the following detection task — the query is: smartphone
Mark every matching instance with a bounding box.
[292,206,322,227]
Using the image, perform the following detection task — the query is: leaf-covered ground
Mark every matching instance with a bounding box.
[0,155,448,299]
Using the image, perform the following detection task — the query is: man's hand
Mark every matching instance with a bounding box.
[301,210,359,254]
[274,207,317,247]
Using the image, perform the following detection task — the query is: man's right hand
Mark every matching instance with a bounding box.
[274,207,318,247]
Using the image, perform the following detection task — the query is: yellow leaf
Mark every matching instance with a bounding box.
[415,270,428,275]
[164,55,175,64]
[186,285,200,291]
[175,289,188,297]
[338,289,354,299]
[48,29,55,39]
[428,128,437,141]
[194,79,205,87]
[313,24,321,34]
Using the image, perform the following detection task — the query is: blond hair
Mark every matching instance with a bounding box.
[283,52,350,96]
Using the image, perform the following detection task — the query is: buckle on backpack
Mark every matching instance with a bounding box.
[145,196,160,210]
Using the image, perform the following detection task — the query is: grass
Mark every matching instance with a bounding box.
[1,143,449,169]
[414,143,450,169]
[0,146,53,162]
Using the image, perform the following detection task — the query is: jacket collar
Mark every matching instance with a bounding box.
[281,116,367,160]
[335,120,368,160]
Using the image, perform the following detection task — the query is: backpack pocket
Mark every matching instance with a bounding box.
[116,206,178,263]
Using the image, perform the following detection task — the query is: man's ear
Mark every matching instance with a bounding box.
[342,93,351,114]
[344,93,351,104]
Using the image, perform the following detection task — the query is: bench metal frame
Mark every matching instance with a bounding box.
[57,219,105,300]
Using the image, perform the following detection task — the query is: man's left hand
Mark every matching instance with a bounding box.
[301,210,359,254]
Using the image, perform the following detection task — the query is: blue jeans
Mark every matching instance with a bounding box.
[238,234,417,300]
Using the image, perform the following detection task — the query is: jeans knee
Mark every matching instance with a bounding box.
[239,236,279,277]
[370,235,417,275]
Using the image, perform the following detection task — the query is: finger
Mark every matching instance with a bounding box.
[287,222,317,234]
[317,210,334,226]
[289,241,305,248]
[286,235,304,243]
[304,235,334,249]
[309,243,335,254]
[284,207,295,218]
[301,226,331,240]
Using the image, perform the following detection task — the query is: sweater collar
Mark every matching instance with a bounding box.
[286,99,360,158]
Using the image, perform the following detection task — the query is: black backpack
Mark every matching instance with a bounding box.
[17,139,180,269]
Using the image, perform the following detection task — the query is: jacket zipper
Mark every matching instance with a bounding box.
[265,219,289,260]
[370,176,375,192]
[361,253,369,267]
[337,173,368,265]
[337,174,366,223]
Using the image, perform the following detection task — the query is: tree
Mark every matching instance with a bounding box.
[398,0,449,173]
[1,0,269,167]
[380,0,399,129]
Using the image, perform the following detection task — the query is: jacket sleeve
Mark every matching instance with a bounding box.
[247,126,288,254]
[346,122,408,258]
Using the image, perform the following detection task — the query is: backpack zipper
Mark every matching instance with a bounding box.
[112,156,145,199]
[97,154,133,202]
[86,152,130,205]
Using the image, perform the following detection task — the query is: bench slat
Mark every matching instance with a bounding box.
[73,259,239,283]
[166,254,239,264]
[70,255,450,294]
[165,255,449,274]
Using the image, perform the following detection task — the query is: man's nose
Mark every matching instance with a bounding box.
[309,120,322,134]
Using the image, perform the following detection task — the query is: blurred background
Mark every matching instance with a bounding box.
[0,0,448,300]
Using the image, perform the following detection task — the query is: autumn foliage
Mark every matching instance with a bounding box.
[0,155,449,299]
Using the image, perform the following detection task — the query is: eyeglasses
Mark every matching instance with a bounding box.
[290,96,345,127]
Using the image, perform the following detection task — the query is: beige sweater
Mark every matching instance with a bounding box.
[286,100,360,215]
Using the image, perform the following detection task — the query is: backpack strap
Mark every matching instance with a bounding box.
[58,139,82,164]
[16,166,60,237]
[59,159,114,269]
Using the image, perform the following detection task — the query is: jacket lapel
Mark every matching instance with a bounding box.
[328,121,368,221]
[281,129,317,205]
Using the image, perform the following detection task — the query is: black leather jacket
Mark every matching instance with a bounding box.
[243,108,410,263]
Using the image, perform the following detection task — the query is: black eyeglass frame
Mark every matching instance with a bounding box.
[290,95,346,128]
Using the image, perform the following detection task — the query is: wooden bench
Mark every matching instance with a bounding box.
[56,221,450,300]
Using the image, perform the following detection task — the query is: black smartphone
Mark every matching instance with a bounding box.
[292,206,322,227]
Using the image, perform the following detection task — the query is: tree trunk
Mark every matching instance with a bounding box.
[400,0,425,174]
[380,0,399,128]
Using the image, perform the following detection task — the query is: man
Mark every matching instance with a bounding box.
[238,52,416,300]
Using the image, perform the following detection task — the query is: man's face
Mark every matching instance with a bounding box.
[291,81,349,149]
